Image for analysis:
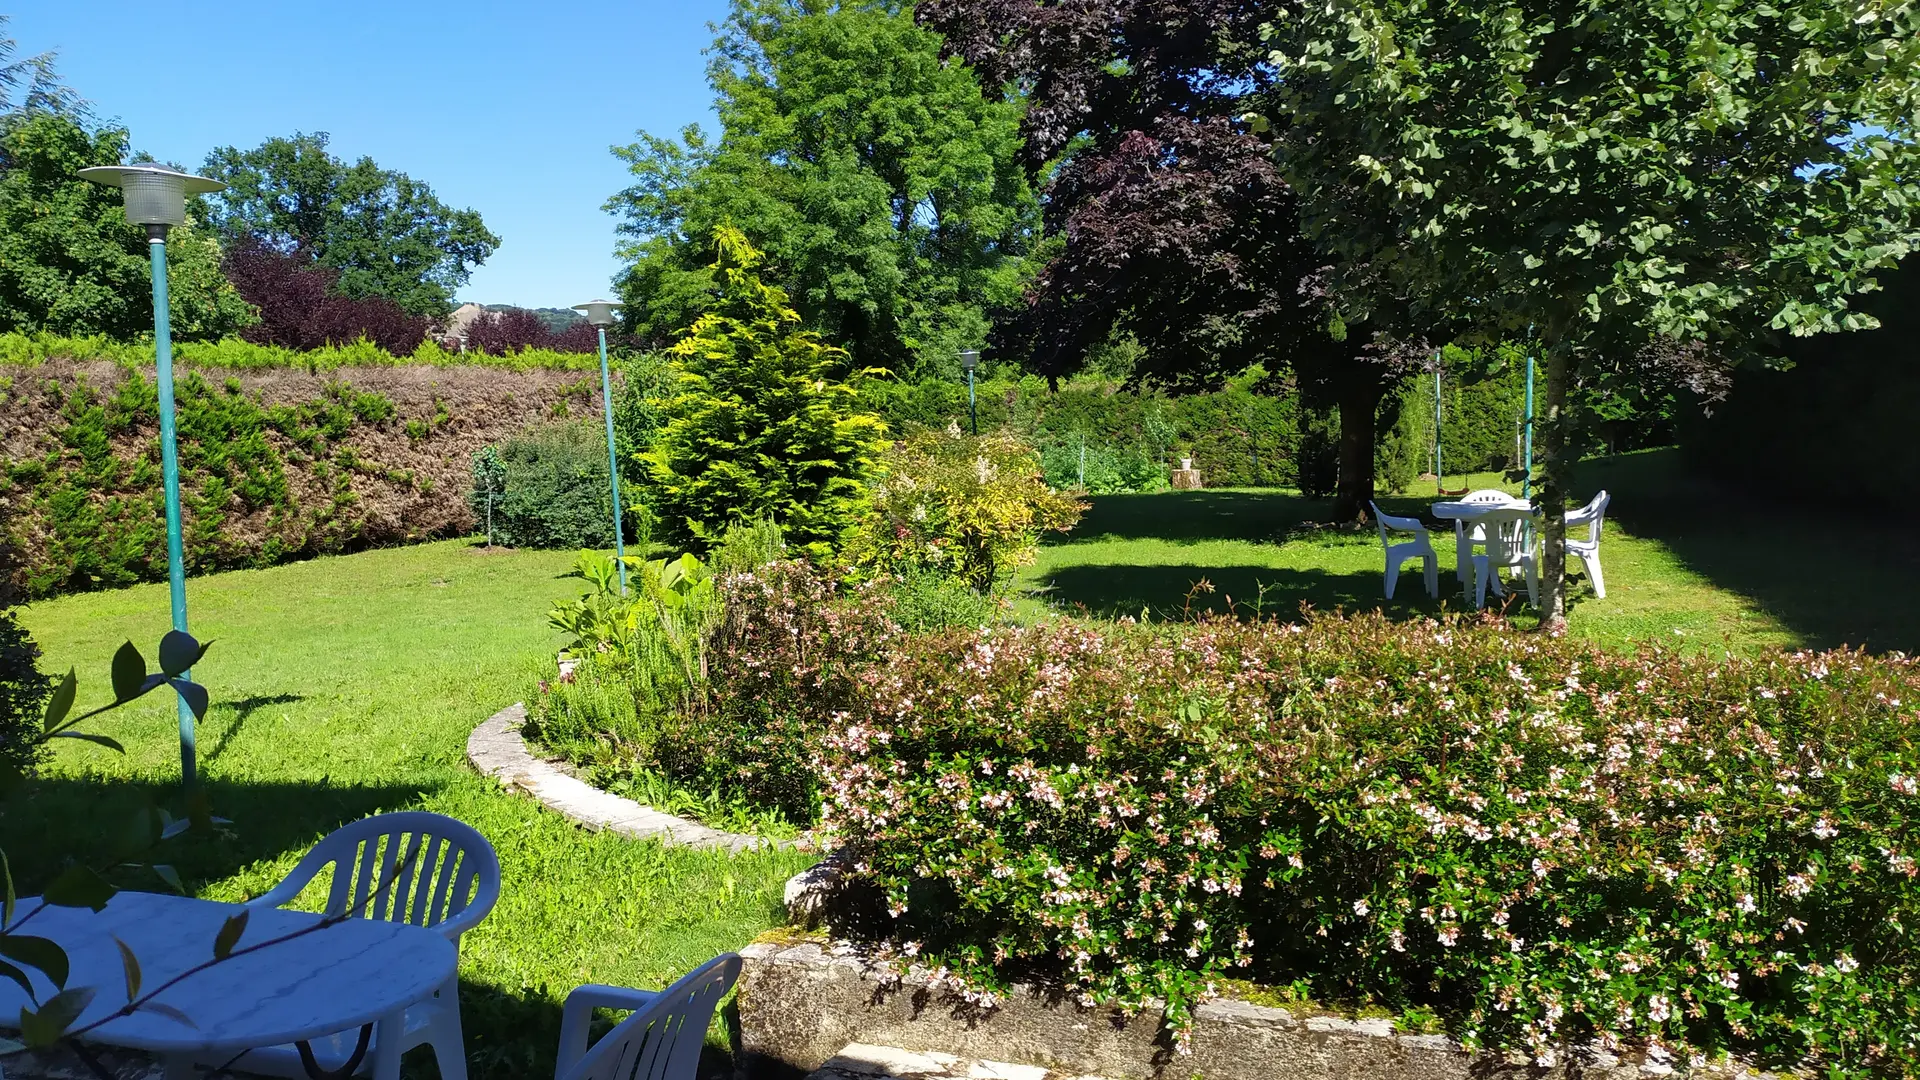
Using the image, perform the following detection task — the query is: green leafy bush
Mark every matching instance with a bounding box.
[0,609,51,782]
[851,428,1086,592]
[645,227,888,556]
[468,423,621,550]
[821,613,1920,1075]
[527,553,895,825]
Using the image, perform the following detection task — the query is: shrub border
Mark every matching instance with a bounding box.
[466,703,792,852]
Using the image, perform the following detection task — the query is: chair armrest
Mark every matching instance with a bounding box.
[1378,513,1429,536]
[556,985,662,1079]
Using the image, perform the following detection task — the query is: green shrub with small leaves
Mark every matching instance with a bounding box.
[822,612,1920,1076]
[470,422,622,550]
[850,428,1085,592]
[644,227,888,557]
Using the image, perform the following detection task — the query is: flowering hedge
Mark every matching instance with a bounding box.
[820,613,1920,1076]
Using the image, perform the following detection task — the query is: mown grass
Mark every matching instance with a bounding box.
[10,539,813,1080]
[1018,449,1917,655]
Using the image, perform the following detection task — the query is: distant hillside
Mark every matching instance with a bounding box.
[482,305,588,334]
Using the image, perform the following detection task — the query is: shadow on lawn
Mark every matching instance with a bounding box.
[1061,488,1333,544]
[0,775,434,895]
[1037,562,1505,623]
[201,693,305,766]
[1577,450,1920,653]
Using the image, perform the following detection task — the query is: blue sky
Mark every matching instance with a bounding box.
[8,1,728,308]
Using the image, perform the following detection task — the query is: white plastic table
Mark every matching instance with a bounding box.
[0,891,457,1080]
[1432,497,1536,585]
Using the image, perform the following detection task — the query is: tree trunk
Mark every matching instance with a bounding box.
[1332,381,1382,524]
[1535,341,1573,632]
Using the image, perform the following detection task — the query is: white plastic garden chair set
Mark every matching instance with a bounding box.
[1,812,738,1080]
[238,812,741,1080]
[1370,488,1611,609]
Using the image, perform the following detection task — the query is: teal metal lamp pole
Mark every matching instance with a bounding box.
[78,165,227,789]
[959,349,980,435]
[573,300,629,594]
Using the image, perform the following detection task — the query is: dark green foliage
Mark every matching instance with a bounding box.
[0,113,254,341]
[0,608,51,781]
[609,0,1038,375]
[201,132,498,318]
[1685,257,1920,514]
[470,423,619,551]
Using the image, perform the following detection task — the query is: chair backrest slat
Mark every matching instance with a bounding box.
[563,955,742,1080]
[265,812,501,946]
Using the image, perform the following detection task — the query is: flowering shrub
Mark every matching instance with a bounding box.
[851,427,1086,592]
[528,556,896,824]
[820,612,1920,1076]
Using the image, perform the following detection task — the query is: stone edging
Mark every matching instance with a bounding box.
[467,702,790,852]
[737,939,1769,1080]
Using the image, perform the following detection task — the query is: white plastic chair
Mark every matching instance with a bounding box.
[1370,501,1438,600]
[556,954,743,1080]
[1471,505,1539,610]
[1451,489,1525,584]
[218,812,502,1080]
[1565,490,1611,598]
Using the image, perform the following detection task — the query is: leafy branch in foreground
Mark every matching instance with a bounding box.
[0,630,214,1049]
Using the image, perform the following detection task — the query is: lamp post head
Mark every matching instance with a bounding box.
[78,165,225,231]
[958,349,980,372]
[571,299,623,328]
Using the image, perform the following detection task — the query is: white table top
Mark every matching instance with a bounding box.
[1432,498,1534,521]
[0,891,456,1054]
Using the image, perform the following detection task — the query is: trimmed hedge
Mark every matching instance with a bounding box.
[0,330,597,373]
[821,612,1920,1076]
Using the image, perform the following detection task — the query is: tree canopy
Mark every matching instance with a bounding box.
[607,0,1039,377]
[201,132,498,318]
[1263,0,1920,622]
[0,113,252,342]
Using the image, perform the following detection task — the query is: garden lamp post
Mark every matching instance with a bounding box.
[573,299,629,593]
[959,349,980,435]
[77,165,225,789]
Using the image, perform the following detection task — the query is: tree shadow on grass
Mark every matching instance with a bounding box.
[1575,450,1920,653]
[1060,489,1337,545]
[1035,562,1499,623]
[201,693,305,767]
[0,776,435,896]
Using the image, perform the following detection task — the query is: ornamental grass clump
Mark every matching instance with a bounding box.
[820,612,1920,1076]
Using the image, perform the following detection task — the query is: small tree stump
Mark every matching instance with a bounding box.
[1171,467,1203,490]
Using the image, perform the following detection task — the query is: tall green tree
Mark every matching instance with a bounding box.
[200,132,498,318]
[607,0,1039,376]
[646,226,888,556]
[1263,0,1920,625]
[0,112,253,341]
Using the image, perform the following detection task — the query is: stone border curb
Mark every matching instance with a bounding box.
[467,702,790,852]
[737,940,1773,1080]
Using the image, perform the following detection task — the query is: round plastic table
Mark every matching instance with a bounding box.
[0,890,456,1080]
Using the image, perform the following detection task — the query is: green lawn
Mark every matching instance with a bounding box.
[10,540,813,1080]
[1017,449,1919,655]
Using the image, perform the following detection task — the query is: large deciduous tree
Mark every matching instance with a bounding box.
[201,132,498,318]
[1263,0,1920,626]
[916,0,1424,520]
[607,0,1039,377]
[0,112,253,342]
